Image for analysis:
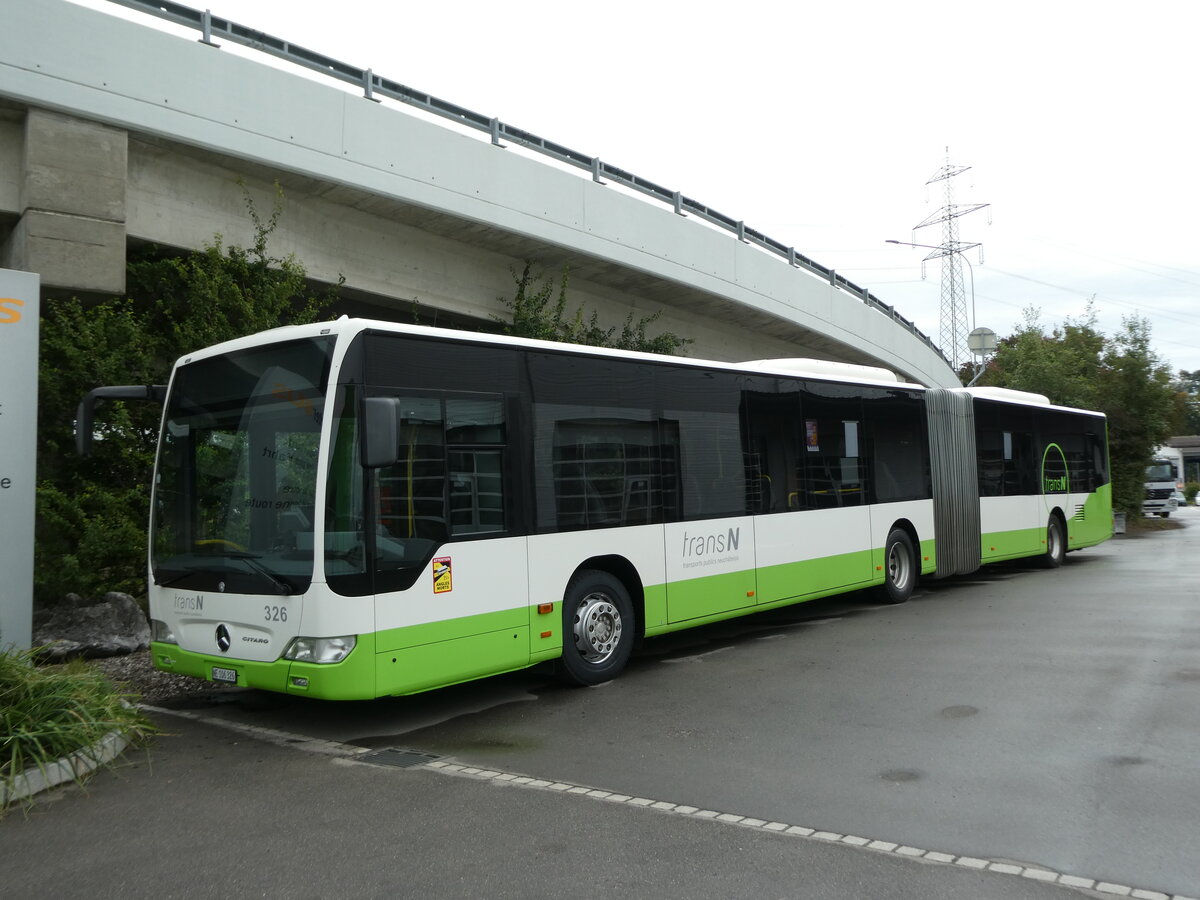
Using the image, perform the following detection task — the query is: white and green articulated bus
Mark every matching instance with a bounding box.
[79,317,1112,699]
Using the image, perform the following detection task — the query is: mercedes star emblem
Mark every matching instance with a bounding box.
[215,624,231,653]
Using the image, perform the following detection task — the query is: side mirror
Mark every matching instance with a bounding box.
[362,396,400,468]
[76,385,167,456]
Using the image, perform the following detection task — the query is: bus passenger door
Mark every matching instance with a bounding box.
[366,391,531,694]
[757,394,872,599]
[665,517,757,623]
[655,367,761,622]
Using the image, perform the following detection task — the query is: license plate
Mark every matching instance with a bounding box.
[212,666,238,684]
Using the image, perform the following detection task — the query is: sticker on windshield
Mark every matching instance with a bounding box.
[432,557,453,594]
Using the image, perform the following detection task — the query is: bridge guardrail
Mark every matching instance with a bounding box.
[104,0,947,365]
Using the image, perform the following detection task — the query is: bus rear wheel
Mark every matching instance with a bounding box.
[876,528,916,604]
[1043,516,1066,568]
[555,570,635,686]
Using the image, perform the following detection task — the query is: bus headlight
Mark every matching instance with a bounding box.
[283,635,356,664]
[151,619,178,645]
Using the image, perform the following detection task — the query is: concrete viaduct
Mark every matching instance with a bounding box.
[1,0,957,388]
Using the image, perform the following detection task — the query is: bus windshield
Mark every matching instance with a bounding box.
[151,336,335,595]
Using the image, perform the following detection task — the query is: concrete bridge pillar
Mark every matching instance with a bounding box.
[1,109,127,294]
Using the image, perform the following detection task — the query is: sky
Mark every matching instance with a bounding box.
[72,0,1200,376]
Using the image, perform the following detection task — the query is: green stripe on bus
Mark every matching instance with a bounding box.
[756,549,875,605]
[980,527,1044,560]
[376,627,532,696]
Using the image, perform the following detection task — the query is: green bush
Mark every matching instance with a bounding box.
[495,261,691,355]
[1,648,156,812]
[35,186,336,607]
[1185,481,1199,505]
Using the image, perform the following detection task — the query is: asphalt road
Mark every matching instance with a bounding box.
[6,509,1198,898]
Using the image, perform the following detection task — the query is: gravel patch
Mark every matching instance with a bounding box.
[89,649,233,705]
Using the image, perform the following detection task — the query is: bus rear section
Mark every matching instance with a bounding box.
[959,388,1111,568]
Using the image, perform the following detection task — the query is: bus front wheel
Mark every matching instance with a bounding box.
[876,529,917,605]
[1043,516,1066,568]
[555,570,635,686]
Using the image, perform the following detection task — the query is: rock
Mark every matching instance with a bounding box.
[33,592,151,660]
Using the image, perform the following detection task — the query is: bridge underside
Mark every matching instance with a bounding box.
[0,1,957,386]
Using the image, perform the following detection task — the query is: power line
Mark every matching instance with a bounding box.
[985,267,1200,329]
[1017,236,1200,287]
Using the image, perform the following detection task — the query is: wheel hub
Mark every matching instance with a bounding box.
[888,543,911,587]
[572,592,623,664]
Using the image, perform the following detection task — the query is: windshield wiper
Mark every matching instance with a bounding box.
[231,554,294,595]
[171,549,295,595]
[156,568,199,588]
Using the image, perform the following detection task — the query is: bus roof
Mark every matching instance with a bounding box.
[175,316,932,391]
[172,317,1103,414]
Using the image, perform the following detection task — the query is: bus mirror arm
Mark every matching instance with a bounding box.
[75,385,168,456]
[362,396,401,468]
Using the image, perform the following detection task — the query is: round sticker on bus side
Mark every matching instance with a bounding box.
[432,557,453,594]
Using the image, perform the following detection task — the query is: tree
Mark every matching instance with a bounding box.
[1099,316,1180,517]
[1171,369,1200,435]
[977,304,1179,519]
[495,261,691,355]
[981,304,1106,410]
[35,187,336,606]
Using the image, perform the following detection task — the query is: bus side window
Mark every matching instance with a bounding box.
[378,397,446,542]
[800,381,864,508]
[873,388,929,503]
[446,397,507,536]
[742,383,802,515]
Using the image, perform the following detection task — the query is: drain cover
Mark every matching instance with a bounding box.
[356,748,443,769]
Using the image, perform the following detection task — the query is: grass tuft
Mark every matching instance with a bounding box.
[1,647,157,812]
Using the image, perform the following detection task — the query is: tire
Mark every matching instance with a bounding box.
[1158,512,1171,519]
[555,570,636,686]
[876,528,917,604]
[1043,516,1066,568]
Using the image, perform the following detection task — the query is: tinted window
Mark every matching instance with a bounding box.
[325,388,510,596]
[743,381,803,513]
[656,368,750,519]
[1036,409,1108,493]
[529,353,677,530]
[863,387,930,503]
[974,399,1036,496]
[364,333,522,393]
[800,381,864,508]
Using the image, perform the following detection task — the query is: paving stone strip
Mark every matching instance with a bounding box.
[142,705,1197,900]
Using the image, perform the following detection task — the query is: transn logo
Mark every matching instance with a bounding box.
[1044,475,1068,493]
[0,298,24,325]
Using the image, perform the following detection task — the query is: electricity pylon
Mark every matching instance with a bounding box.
[911,157,989,370]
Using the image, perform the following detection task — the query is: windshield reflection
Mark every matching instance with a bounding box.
[151,336,334,595]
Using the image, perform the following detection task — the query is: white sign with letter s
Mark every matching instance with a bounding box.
[0,268,39,652]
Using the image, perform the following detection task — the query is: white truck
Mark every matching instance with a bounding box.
[1143,447,1183,517]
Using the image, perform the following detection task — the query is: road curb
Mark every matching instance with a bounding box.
[0,730,130,808]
